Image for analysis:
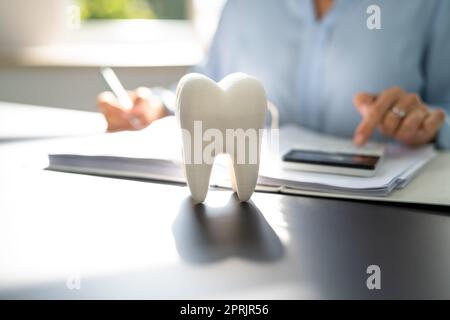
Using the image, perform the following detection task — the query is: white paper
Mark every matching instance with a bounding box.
[258,125,435,196]
[46,117,435,197]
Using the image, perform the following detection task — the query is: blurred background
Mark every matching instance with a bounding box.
[0,0,225,111]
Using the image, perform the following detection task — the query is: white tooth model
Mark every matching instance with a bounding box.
[176,73,267,203]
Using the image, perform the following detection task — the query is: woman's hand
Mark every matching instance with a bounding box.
[353,87,446,146]
[97,87,168,132]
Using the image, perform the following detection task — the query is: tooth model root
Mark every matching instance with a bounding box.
[185,163,212,203]
[229,161,259,202]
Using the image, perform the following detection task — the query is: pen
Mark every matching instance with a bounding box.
[100,67,141,128]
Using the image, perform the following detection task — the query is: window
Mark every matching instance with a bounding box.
[0,0,224,67]
[78,0,188,20]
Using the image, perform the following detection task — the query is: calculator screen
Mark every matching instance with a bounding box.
[282,149,380,170]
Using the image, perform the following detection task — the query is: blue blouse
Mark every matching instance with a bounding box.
[194,0,450,149]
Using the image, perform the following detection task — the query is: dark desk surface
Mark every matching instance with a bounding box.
[0,159,449,299]
[0,104,449,299]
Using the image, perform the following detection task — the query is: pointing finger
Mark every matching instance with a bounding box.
[354,86,404,145]
[353,92,376,117]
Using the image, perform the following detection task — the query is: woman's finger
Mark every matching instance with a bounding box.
[380,93,420,137]
[419,109,446,143]
[395,109,427,144]
[98,91,143,132]
[97,91,123,114]
[353,92,376,117]
[354,86,404,145]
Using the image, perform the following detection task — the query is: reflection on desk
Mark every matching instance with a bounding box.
[173,195,284,264]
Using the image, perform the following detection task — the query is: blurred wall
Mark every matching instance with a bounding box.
[0,66,189,111]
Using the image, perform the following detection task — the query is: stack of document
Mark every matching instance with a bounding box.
[46,117,435,198]
[257,126,436,196]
